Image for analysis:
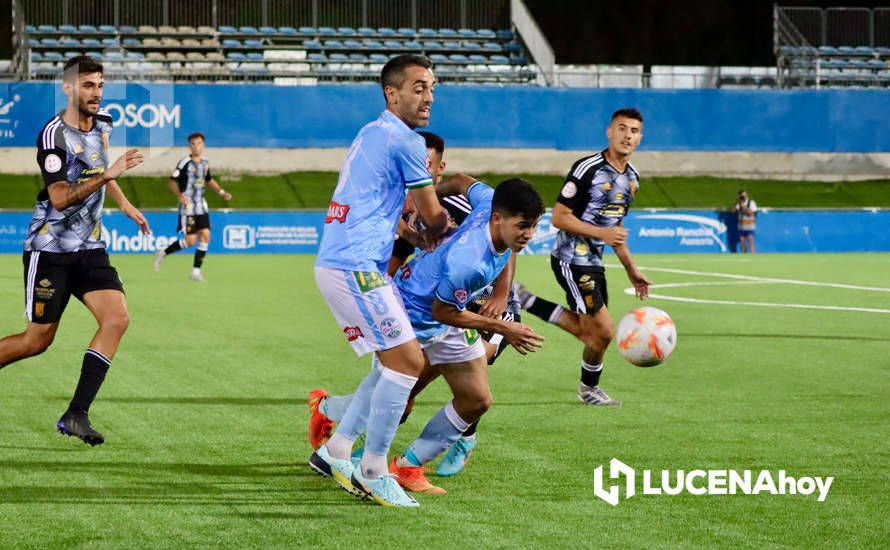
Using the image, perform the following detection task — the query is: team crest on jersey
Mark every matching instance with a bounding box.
[343,326,364,342]
[400,264,412,280]
[44,153,62,173]
[561,182,577,198]
[602,182,612,191]
[575,243,589,255]
[453,289,468,305]
[379,317,402,338]
[325,201,350,223]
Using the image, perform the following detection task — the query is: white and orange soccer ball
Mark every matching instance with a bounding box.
[615,307,677,367]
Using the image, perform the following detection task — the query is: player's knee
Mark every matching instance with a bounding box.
[102,310,130,335]
[24,330,54,356]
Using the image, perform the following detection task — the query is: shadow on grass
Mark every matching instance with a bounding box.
[97,397,302,406]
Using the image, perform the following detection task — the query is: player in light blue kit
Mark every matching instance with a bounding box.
[386,175,546,495]
[310,54,451,507]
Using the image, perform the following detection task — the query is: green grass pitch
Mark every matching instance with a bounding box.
[0,253,888,547]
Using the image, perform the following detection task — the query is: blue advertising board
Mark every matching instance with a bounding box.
[1,81,888,152]
[0,209,887,255]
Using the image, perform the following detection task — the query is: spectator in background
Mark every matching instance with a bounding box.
[732,189,758,253]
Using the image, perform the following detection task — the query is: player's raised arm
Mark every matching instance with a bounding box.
[431,299,544,355]
[409,184,449,236]
[47,148,142,211]
[436,173,478,199]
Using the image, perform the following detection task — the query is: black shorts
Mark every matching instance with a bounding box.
[550,255,607,315]
[23,249,124,324]
[177,213,211,235]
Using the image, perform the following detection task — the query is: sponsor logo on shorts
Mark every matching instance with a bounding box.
[39,278,51,287]
[343,326,364,342]
[379,317,402,338]
[453,289,468,305]
[325,201,350,223]
[34,278,55,300]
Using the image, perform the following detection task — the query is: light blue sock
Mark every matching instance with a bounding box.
[333,365,381,442]
[405,401,470,466]
[322,394,354,423]
[362,367,417,477]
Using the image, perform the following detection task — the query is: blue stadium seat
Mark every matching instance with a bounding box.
[383,40,403,49]
[838,46,857,56]
[357,27,376,36]
[219,26,237,34]
[244,39,263,47]
[866,59,885,69]
[854,46,876,56]
[25,25,37,34]
[503,42,520,52]
[259,26,278,35]
[59,24,78,34]
[343,40,362,49]
[60,38,80,47]
[476,28,496,39]
[818,46,839,56]
[246,52,264,61]
[438,28,457,37]
[86,51,101,59]
[104,51,124,60]
[496,29,514,39]
[483,42,503,52]
[318,27,337,35]
[778,46,796,56]
[349,53,368,62]
[222,39,242,47]
[298,26,317,35]
[397,28,415,37]
[279,26,297,35]
[63,51,80,59]
[79,25,98,33]
[98,25,116,34]
[378,27,396,36]
[876,47,890,58]
[122,38,141,47]
[227,52,246,61]
[38,25,57,33]
[307,53,326,62]
[511,55,529,65]
[462,42,482,51]
[240,26,259,34]
[338,27,357,36]
[369,53,388,62]
[418,28,436,37]
[329,53,349,61]
[430,54,449,64]
[119,25,137,34]
[40,38,59,46]
[126,51,145,60]
[448,54,468,63]
[468,54,488,63]
[363,40,383,50]
[303,39,321,49]
[28,38,39,47]
[44,51,63,60]
[458,28,476,38]
[30,52,42,61]
[489,54,510,64]
[423,41,442,50]
[404,40,422,49]
[324,40,344,49]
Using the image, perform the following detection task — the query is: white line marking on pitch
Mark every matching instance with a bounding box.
[612,265,890,314]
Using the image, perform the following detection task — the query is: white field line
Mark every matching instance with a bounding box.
[610,265,890,314]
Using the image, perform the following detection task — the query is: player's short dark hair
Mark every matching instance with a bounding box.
[418,131,445,155]
[188,132,205,142]
[63,55,103,81]
[611,108,643,123]
[380,54,433,94]
[492,178,545,221]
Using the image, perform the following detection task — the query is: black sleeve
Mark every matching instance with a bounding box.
[171,159,189,192]
[554,158,594,216]
[205,164,213,182]
[391,236,415,261]
[36,125,68,187]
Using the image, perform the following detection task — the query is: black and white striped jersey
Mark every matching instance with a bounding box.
[552,150,640,267]
[24,111,113,253]
[172,156,213,216]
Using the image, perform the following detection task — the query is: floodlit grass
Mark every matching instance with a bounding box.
[0,253,888,547]
[2,173,888,210]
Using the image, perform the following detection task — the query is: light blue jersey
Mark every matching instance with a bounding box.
[395,183,511,341]
[315,110,433,273]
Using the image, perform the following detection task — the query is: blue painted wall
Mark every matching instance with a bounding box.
[1,82,888,152]
[0,209,887,254]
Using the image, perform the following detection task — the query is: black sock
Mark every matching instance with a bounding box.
[581,362,603,387]
[527,296,562,323]
[193,249,206,268]
[68,349,111,414]
[463,419,479,438]
[164,240,182,255]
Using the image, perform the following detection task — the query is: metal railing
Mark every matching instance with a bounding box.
[775,5,890,48]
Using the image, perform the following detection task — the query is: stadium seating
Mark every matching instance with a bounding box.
[776,43,890,88]
[17,22,532,84]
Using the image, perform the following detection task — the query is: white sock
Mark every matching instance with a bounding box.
[325,432,354,460]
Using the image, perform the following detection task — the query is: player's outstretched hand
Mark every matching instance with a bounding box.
[599,225,628,247]
[502,321,545,355]
[122,203,151,234]
[178,195,193,211]
[627,267,651,299]
[106,148,144,180]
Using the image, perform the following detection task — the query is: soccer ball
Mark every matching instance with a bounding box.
[615,307,677,367]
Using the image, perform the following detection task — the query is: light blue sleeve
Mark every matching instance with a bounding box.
[466,181,494,209]
[394,133,433,189]
[434,252,482,311]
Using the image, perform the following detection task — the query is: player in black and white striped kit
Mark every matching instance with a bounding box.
[0,56,148,445]
[153,132,231,281]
